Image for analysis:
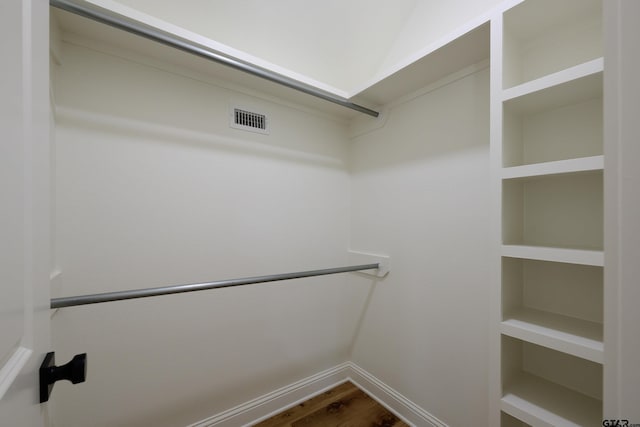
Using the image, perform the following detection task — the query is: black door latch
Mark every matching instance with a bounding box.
[39,352,87,403]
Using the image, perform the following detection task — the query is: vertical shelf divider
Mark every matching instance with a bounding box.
[489,9,505,427]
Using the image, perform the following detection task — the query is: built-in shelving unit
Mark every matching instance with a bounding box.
[501,0,602,89]
[501,337,603,427]
[502,171,603,249]
[492,0,604,425]
[502,58,603,106]
[501,308,603,363]
[502,371,602,427]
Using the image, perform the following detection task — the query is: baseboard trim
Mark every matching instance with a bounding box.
[186,363,351,427]
[347,363,448,427]
[187,361,447,427]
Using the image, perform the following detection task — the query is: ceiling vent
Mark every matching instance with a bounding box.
[230,107,269,134]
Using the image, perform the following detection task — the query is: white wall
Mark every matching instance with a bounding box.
[50,40,367,427]
[349,67,491,427]
[51,26,494,427]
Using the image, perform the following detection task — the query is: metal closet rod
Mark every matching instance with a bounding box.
[50,263,380,308]
[49,0,380,118]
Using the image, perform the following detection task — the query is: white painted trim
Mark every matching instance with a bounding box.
[186,363,351,427]
[186,362,448,427]
[603,0,640,419]
[488,12,505,427]
[0,347,33,400]
[603,0,622,418]
[348,363,448,427]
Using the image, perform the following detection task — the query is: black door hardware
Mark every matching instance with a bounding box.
[39,352,87,403]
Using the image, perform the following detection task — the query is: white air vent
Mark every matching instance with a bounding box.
[230,107,269,134]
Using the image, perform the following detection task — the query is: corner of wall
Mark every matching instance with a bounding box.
[187,362,448,427]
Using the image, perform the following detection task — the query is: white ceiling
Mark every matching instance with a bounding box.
[96,0,504,94]
[54,0,504,117]
[109,0,417,92]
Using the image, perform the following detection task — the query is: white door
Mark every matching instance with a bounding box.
[0,0,51,425]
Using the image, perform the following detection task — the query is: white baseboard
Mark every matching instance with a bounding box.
[186,363,351,427]
[187,362,448,427]
[347,363,448,427]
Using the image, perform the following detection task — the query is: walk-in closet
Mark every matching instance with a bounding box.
[1,0,639,426]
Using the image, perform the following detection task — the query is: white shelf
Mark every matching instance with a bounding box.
[502,156,603,180]
[502,373,602,427]
[497,2,605,426]
[503,58,603,104]
[353,22,490,106]
[502,0,602,89]
[501,308,603,363]
[503,72,602,114]
[504,67,602,118]
[502,246,603,267]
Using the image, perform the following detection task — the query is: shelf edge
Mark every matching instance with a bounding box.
[502,155,604,179]
[501,245,604,266]
[501,319,604,364]
[502,57,604,102]
[501,373,603,427]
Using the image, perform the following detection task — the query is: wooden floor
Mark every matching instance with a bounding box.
[253,381,409,427]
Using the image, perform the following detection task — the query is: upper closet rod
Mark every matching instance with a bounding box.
[50,0,380,118]
[51,263,380,308]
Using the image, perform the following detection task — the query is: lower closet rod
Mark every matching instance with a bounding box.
[51,263,380,309]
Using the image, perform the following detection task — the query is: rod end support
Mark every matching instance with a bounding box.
[349,250,390,277]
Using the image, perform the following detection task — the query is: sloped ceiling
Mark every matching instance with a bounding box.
[101,0,503,94]
[54,0,504,114]
[109,0,417,92]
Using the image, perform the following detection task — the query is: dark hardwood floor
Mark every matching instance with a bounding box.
[253,381,409,427]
